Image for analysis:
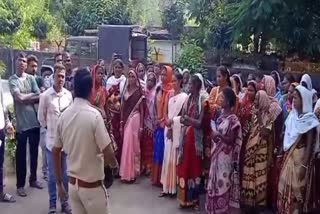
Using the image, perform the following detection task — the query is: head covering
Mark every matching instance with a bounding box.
[182,69,190,74]
[271,70,281,88]
[300,74,312,90]
[145,72,157,130]
[283,85,319,151]
[194,73,209,109]
[263,75,276,97]
[256,90,282,125]
[90,65,107,109]
[162,65,173,92]
[127,69,140,88]
[312,89,318,104]
[156,65,173,120]
[175,68,183,75]
[194,73,206,92]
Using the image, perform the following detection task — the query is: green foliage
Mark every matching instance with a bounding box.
[177,39,204,73]
[162,1,186,38]
[5,104,16,162]
[0,0,22,36]
[63,0,133,36]
[30,16,52,41]
[128,0,161,26]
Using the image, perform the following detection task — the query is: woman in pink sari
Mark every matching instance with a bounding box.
[120,69,145,183]
[160,72,188,197]
[206,87,242,214]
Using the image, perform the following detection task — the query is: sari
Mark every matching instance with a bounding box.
[203,86,239,185]
[177,94,205,207]
[119,71,144,181]
[106,74,126,164]
[238,82,256,181]
[151,65,173,186]
[278,85,320,214]
[263,75,276,97]
[90,65,107,110]
[205,113,242,214]
[141,74,157,174]
[160,92,188,194]
[90,65,117,151]
[241,90,281,208]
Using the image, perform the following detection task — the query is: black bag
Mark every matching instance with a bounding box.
[104,166,114,189]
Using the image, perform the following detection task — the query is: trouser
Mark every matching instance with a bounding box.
[69,183,109,214]
[0,129,5,193]
[40,128,48,177]
[47,149,68,208]
[16,127,40,188]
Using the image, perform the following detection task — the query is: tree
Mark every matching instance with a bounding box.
[0,0,22,36]
[274,0,320,58]
[63,0,133,36]
[162,1,185,39]
[30,16,52,41]
[177,39,204,72]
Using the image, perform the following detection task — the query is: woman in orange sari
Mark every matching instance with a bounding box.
[151,65,173,186]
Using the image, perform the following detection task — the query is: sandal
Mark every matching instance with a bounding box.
[0,193,16,203]
[158,192,168,198]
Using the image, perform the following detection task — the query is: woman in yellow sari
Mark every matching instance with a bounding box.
[278,85,319,214]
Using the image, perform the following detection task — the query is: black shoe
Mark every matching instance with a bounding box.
[48,207,57,214]
[30,181,44,189]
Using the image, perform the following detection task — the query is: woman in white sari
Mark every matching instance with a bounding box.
[160,72,188,197]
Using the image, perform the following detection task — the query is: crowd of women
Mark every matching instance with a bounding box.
[90,59,320,214]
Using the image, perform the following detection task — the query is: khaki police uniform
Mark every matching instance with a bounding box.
[54,98,113,214]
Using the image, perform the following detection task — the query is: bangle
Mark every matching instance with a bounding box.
[301,164,308,169]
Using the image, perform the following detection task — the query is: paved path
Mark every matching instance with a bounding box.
[0,175,194,214]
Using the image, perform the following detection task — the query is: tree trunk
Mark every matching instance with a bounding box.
[253,33,259,54]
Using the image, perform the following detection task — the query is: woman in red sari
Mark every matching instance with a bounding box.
[106,59,126,165]
[90,65,117,152]
[177,75,205,210]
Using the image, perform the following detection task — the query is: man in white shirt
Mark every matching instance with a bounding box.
[38,64,73,214]
[0,78,15,203]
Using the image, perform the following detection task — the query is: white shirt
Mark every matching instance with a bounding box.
[38,87,73,151]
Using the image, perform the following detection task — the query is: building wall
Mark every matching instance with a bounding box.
[149,40,181,64]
